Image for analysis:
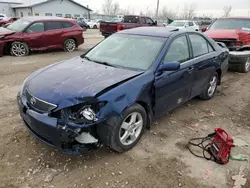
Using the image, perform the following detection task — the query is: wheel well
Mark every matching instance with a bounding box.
[3,42,12,54]
[216,68,222,85]
[64,37,77,46]
[136,101,152,130]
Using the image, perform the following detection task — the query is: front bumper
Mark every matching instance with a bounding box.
[17,92,101,154]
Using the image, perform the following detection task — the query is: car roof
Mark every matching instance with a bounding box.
[21,16,74,22]
[118,27,182,38]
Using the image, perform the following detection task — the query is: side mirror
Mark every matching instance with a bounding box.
[201,26,207,32]
[158,61,180,72]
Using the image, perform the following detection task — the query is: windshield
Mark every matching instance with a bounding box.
[209,18,250,30]
[111,18,123,22]
[84,34,165,71]
[7,19,31,32]
[169,21,186,27]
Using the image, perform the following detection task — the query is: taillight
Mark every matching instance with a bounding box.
[117,24,123,31]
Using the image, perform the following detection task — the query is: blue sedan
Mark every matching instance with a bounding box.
[17,27,229,153]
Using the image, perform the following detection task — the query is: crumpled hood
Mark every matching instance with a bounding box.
[0,27,15,35]
[205,29,239,39]
[26,56,141,105]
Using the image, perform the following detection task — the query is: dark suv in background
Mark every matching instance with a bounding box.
[0,17,84,57]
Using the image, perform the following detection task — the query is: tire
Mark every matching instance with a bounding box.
[199,72,218,100]
[97,103,147,152]
[238,58,250,73]
[10,42,29,57]
[64,39,76,52]
[93,25,98,29]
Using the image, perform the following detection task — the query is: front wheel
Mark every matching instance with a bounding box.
[97,104,147,152]
[10,42,29,57]
[64,39,76,52]
[199,72,218,100]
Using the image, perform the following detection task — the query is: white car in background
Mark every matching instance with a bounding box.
[0,14,8,20]
[166,20,200,31]
[87,20,104,29]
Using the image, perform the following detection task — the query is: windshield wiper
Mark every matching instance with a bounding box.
[83,56,117,68]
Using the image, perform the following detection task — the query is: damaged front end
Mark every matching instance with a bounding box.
[17,91,108,154]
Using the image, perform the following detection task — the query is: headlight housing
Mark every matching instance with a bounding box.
[52,101,107,124]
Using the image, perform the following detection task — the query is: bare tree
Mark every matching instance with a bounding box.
[181,3,196,19]
[119,6,134,15]
[159,6,179,19]
[223,6,232,17]
[111,2,120,15]
[102,0,120,15]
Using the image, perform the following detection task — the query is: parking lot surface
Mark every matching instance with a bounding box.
[0,30,250,188]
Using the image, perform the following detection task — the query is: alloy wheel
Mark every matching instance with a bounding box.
[65,40,76,52]
[245,58,250,71]
[119,112,143,146]
[208,76,217,97]
[11,43,27,57]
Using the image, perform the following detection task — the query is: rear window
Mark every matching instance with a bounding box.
[45,21,62,31]
[123,16,139,23]
[62,21,74,28]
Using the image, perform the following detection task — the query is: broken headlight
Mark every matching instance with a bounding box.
[59,101,107,124]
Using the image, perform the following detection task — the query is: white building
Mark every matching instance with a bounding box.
[0,0,21,17]
[0,0,91,18]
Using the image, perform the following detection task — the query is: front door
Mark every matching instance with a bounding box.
[22,22,45,50]
[155,35,195,115]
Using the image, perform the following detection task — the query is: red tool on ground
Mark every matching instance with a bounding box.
[187,128,234,164]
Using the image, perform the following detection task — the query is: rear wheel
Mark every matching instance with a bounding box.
[199,72,218,100]
[10,42,29,57]
[239,58,250,73]
[64,39,76,52]
[97,104,147,152]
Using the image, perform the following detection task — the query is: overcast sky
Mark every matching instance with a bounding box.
[79,0,250,17]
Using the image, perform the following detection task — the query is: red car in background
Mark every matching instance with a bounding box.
[0,17,19,27]
[204,17,250,73]
[0,17,84,57]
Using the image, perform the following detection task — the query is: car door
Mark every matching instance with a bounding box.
[188,33,218,97]
[146,17,155,26]
[43,21,63,48]
[140,17,148,26]
[154,35,195,114]
[22,22,45,50]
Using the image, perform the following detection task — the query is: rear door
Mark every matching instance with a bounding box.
[155,35,195,114]
[22,22,45,50]
[188,33,218,97]
[44,21,63,48]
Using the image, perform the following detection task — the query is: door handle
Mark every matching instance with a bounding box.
[188,66,194,73]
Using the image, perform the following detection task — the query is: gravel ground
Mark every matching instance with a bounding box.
[0,30,249,188]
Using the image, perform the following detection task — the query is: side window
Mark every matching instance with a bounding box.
[45,22,62,31]
[56,14,62,17]
[141,17,146,24]
[26,22,44,33]
[65,14,72,18]
[188,21,194,26]
[146,17,154,25]
[208,42,214,52]
[189,34,209,57]
[45,13,52,16]
[164,35,190,63]
[62,21,74,28]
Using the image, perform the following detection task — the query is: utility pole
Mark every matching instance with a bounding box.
[155,0,159,21]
